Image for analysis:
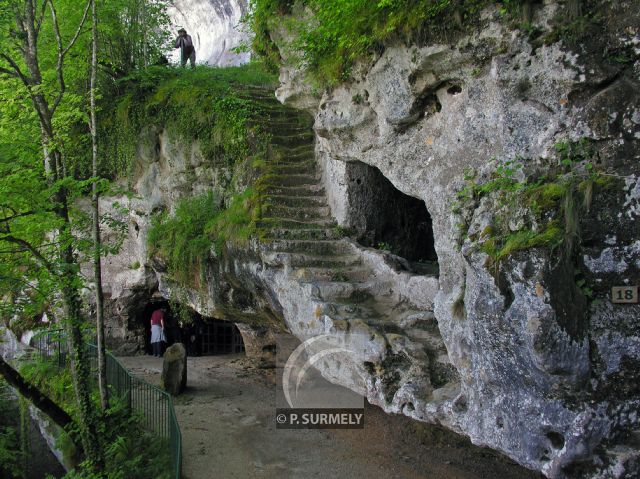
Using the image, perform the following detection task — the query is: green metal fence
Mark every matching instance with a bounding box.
[33,329,182,478]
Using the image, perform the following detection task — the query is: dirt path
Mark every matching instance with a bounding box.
[118,355,542,479]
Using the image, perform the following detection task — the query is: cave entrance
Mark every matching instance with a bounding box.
[345,161,438,273]
[138,299,245,356]
[193,317,245,356]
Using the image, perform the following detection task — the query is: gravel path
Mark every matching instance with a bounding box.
[117,354,542,479]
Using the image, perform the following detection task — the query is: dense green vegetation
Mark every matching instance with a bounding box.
[0,380,22,478]
[247,0,502,84]
[100,64,276,177]
[19,359,171,479]
[148,187,266,286]
[455,139,614,266]
[0,0,180,474]
[247,0,597,86]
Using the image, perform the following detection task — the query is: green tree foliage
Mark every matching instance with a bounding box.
[98,0,171,77]
[0,0,171,471]
[248,0,484,85]
[0,380,23,479]
[20,360,172,479]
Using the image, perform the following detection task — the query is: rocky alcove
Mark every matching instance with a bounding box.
[343,160,438,270]
[138,299,245,356]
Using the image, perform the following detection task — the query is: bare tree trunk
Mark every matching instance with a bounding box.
[142,0,148,67]
[0,355,74,430]
[0,0,104,467]
[90,0,108,412]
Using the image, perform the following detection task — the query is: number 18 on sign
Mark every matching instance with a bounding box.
[612,286,638,304]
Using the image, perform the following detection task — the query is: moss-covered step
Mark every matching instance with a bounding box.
[264,239,354,255]
[265,194,327,208]
[262,252,361,269]
[263,184,325,196]
[262,227,343,241]
[264,204,330,221]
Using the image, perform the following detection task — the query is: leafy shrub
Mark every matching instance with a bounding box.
[148,187,267,285]
[0,381,22,479]
[19,359,173,479]
[99,64,277,177]
[148,192,221,284]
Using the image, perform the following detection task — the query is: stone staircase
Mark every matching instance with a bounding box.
[239,87,458,409]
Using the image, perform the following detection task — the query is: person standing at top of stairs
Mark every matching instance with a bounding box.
[175,28,196,67]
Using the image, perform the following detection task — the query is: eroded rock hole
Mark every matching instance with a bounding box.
[345,161,438,270]
[447,85,462,95]
[138,299,244,356]
[546,431,565,450]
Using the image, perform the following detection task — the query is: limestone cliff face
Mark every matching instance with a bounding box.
[96,2,640,477]
[269,2,640,478]
[167,0,250,66]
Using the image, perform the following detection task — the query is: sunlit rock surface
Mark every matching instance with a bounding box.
[167,0,250,66]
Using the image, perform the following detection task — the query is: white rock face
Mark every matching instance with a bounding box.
[167,0,250,66]
[271,2,640,477]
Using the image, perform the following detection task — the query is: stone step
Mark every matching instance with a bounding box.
[264,173,320,187]
[264,184,325,196]
[271,162,317,176]
[322,301,378,321]
[263,252,361,269]
[266,194,327,208]
[274,143,315,156]
[266,239,353,256]
[263,110,301,121]
[248,119,313,132]
[265,204,330,221]
[300,281,379,303]
[256,217,336,229]
[271,148,315,162]
[290,266,373,283]
[290,253,361,269]
[267,123,313,133]
[270,133,314,148]
[263,227,342,241]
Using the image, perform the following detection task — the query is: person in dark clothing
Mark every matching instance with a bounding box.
[174,28,195,67]
[150,308,165,357]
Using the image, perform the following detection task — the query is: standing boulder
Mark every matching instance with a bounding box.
[161,343,187,395]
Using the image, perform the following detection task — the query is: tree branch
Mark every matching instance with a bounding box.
[35,0,49,35]
[48,0,92,115]
[0,211,37,224]
[0,274,51,301]
[0,53,53,135]
[0,66,19,78]
[0,53,31,85]
[0,235,55,274]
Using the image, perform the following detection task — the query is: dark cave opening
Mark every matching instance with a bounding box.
[345,161,438,269]
[139,298,245,356]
